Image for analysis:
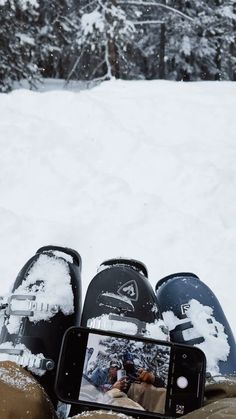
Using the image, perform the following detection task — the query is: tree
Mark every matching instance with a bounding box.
[0,0,40,92]
[67,0,138,81]
[35,0,80,79]
[164,0,236,80]
[1,0,235,91]
[87,335,170,385]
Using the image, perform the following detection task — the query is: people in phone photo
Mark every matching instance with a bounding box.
[90,358,126,393]
[81,337,169,414]
[127,367,167,414]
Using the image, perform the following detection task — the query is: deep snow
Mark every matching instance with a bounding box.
[0,79,235,337]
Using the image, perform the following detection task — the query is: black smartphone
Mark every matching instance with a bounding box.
[55,327,206,418]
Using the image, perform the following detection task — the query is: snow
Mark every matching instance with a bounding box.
[87,314,138,335]
[19,0,39,10]
[16,33,35,46]
[87,314,167,340]
[221,6,236,19]
[78,410,134,418]
[0,364,35,389]
[145,320,168,341]
[0,78,235,344]
[181,36,191,56]
[47,250,74,263]
[0,342,46,376]
[5,253,74,334]
[163,299,230,376]
[81,11,105,35]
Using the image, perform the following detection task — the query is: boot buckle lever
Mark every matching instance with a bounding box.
[6,295,36,317]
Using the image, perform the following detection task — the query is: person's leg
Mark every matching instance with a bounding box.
[69,412,134,419]
[181,376,236,418]
[68,378,236,419]
[0,360,57,419]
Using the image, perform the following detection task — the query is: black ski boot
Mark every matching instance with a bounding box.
[0,245,82,406]
[70,258,168,419]
[81,258,167,339]
[155,272,236,377]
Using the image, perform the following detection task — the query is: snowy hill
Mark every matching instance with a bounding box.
[0,79,235,335]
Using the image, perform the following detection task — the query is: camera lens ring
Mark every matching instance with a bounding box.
[177,376,188,389]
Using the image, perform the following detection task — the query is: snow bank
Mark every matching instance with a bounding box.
[0,79,235,337]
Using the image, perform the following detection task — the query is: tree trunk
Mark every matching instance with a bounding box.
[106,0,120,78]
[159,23,166,79]
[108,38,120,78]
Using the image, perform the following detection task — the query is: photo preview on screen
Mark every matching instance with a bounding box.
[79,332,171,414]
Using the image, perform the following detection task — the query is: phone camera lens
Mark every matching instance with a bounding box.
[182,354,187,359]
[177,376,188,389]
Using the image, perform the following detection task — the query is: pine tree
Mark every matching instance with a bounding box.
[0,0,40,92]
[1,0,235,90]
[35,0,80,79]
[164,0,236,80]
[87,335,170,385]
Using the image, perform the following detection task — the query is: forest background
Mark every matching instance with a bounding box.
[0,0,236,92]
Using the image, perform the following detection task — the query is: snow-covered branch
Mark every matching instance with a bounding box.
[117,0,193,22]
[105,41,112,79]
[132,19,164,25]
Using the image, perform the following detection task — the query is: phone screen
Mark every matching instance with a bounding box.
[56,327,205,418]
[79,332,171,414]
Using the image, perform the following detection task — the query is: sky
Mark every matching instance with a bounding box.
[0,78,235,336]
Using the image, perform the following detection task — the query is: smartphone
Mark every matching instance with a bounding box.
[55,327,206,418]
[117,369,127,381]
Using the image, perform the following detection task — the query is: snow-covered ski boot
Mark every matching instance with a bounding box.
[81,258,168,340]
[0,245,82,405]
[155,272,236,377]
[71,259,169,419]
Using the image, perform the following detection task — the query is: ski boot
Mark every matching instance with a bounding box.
[155,272,236,377]
[81,258,168,340]
[0,245,82,406]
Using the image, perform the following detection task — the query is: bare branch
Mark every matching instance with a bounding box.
[66,44,86,83]
[91,59,106,78]
[81,0,98,11]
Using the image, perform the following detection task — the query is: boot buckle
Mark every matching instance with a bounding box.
[0,348,55,371]
[6,295,36,316]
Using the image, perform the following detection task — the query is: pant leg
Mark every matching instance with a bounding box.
[70,378,236,419]
[0,361,57,419]
[181,377,236,419]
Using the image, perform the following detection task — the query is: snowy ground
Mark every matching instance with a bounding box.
[0,79,235,336]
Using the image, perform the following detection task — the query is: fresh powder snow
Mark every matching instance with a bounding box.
[0,363,35,388]
[7,252,74,329]
[0,78,235,342]
[87,314,167,341]
[162,299,230,376]
[0,341,47,376]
